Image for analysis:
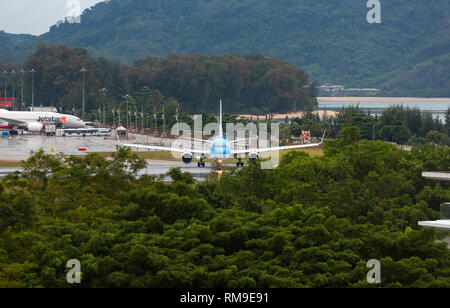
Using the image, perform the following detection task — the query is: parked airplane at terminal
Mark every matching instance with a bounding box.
[0,109,85,132]
[119,101,325,167]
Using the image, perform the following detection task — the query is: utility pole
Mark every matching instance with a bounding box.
[30,69,36,110]
[100,88,108,126]
[80,68,87,120]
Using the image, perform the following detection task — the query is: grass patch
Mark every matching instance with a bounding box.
[92,147,324,162]
[94,151,181,161]
[279,148,324,158]
[0,161,23,168]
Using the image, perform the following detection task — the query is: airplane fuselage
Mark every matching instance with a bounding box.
[209,136,232,159]
[0,109,85,129]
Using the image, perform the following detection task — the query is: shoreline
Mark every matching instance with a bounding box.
[239,110,339,120]
[317,97,450,102]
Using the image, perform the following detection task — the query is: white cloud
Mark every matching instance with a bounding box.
[0,0,104,35]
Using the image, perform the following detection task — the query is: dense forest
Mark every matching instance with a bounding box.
[0,134,449,287]
[0,44,316,115]
[0,0,449,96]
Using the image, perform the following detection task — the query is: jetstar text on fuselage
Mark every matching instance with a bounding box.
[37,116,62,124]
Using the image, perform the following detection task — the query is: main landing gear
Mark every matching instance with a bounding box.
[197,155,206,168]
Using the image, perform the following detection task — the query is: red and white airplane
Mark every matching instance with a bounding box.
[0,109,85,132]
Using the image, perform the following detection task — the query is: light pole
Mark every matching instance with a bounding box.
[141,106,144,133]
[123,95,131,137]
[30,69,36,110]
[112,105,116,127]
[19,69,24,110]
[10,70,15,110]
[162,106,165,136]
[2,71,7,108]
[100,88,108,126]
[80,68,87,120]
[176,107,179,135]
[154,106,157,135]
[146,114,150,143]
[134,107,138,130]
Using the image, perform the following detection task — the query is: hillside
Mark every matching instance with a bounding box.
[0,31,34,63]
[1,0,449,96]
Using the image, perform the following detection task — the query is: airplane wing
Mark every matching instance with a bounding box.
[179,137,212,143]
[230,137,258,144]
[0,116,27,126]
[231,131,326,155]
[182,137,257,145]
[231,142,322,155]
[118,138,210,154]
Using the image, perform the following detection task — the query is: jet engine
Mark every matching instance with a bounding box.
[248,152,260,161]
[182,152,193,164]
[26,122,44,132]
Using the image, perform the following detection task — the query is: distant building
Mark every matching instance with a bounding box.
[318,85,380,94]
[319,85,345,92]
[26,106,59,112]
[418,172,450,240]
[0,91,15,110]
[346,88,381,92]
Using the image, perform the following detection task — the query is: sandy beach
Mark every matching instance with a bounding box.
[239,110,339,120]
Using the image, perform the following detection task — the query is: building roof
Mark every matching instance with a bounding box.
[422,172,450,181]
[418,220,450,230]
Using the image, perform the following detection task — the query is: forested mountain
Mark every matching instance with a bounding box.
[0,0,449,96]
[0,31,33,63]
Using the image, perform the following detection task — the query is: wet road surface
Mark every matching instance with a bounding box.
[0,133,229,180]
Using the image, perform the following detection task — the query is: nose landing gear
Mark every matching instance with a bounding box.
[236,157,244,168]
[197,155,206,168]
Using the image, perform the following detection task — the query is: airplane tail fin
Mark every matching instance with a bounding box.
[219,99,223,138]
[320,130,327,144]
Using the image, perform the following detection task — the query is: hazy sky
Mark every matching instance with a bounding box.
[0,0,104,35]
